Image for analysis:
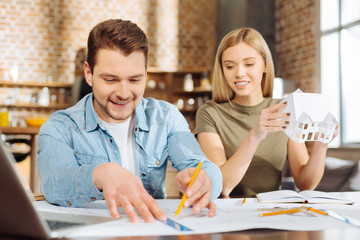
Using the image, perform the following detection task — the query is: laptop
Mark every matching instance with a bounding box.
[0,139,114,239]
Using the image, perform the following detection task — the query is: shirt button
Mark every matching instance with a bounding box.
[142,173,146,177]
[91,197,96,201]
[110,139,113,143]
[156,161,160,165]
[67,202,71,206]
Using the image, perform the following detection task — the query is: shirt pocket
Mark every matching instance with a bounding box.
[146,146,168,168]
[75,152,109,166]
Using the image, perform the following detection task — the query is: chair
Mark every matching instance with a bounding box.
[6,138,32,162]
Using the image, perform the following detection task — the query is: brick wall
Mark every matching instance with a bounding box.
[0,0,215,84]
[275,0,318,93]
[0,0,320,94]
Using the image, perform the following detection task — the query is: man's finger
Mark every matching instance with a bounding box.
[185,170,207,197]
[105,197,121,219]
[143,194,167,221]
[191,191,212,214]
[207,201,217,217]
[185,186,206,208]
[132,197,155,223]
[120,198,140,223]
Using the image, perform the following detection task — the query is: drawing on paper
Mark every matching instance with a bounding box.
[280,89,338,143]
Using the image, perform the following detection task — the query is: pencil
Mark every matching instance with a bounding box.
[259,208,301,217]
[241,198,247,206]
[307,207,328,215]
[174,159,204,219]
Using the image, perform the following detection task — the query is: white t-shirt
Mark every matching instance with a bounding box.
[100,115,139,177]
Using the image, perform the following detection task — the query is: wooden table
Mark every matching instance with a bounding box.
[0,126,40,193]
[66,229,359,240]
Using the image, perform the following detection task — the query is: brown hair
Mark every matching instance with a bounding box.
[86,19,148,73]
[212,28,274,103]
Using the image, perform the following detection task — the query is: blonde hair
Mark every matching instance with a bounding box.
[212,28,274,103]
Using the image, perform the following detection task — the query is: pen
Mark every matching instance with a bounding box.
[174,159,204,219]
[241,198,247,206]
[326,209,360,228]
[259,208,301,217]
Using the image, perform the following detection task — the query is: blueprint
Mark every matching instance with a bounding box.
[33,194,360,238]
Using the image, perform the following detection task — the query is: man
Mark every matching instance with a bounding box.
[38,19,222,223]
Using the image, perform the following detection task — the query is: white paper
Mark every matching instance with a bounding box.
[280,89,338,143]
[33,197,360,238]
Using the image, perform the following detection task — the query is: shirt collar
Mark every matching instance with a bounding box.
[135,98,149,132]
[85,93,100,132]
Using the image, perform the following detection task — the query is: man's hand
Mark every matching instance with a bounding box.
[93,162,167,223]
[175,167,216,217]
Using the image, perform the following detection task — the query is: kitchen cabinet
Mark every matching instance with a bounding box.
[0,80,73,127]
[145,68,212,132]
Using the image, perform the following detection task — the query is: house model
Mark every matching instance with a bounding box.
[280,89,338,143]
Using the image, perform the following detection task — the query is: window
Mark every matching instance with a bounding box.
[320,0,360,146]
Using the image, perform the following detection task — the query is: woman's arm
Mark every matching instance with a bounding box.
[288,124,340,190]
[197,131,261,197]
[197,102,290,196]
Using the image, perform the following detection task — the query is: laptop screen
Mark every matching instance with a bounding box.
[0,139,49,239]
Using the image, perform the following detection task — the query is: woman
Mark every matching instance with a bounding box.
[195,28,339,197]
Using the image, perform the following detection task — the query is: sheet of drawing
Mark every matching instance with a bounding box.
[34,200,111,217]
[33,198,360,238]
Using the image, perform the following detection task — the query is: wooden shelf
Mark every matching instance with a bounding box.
[146,68,212,132]
[0,126,40,135]
[173,88,212,95]
[0,80,73,88]
[1,103,72,109]
[147,67,211,73]
[0,80,73,118]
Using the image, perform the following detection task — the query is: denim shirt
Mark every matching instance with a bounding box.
[38,94,222,207]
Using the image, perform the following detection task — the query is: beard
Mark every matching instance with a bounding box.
[93,95,136,123]
[104,104,135,122]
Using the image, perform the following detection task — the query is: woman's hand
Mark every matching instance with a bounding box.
[331,123,340,142]
[250,101,290,142]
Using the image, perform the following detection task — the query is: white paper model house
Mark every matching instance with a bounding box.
[280,89,338,143]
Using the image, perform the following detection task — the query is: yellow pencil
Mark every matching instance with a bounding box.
[174,159,204,219]
[241,198,247,206]
[307,207,328,215]
[259,208,301,217]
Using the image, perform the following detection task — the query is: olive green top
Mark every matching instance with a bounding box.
[195,98,288,197]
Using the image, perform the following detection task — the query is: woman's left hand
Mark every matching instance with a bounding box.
[330,123,340,143]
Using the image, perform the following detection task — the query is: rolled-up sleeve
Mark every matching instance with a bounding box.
[38,116,104,207]
[166,105,222,200]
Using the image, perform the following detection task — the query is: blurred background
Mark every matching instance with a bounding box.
[0,0,359,195]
